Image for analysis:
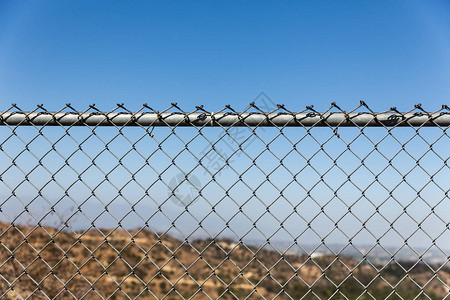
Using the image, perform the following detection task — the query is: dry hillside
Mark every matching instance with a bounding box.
[0,222,448,299]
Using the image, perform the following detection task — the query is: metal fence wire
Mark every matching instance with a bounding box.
[0,102,449,300]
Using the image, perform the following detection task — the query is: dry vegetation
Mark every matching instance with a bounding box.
[0,222,448,299]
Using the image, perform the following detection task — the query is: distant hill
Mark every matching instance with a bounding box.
[0,222,447,299]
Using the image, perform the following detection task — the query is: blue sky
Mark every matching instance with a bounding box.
[0,1,449,253]
[1,0,450,111]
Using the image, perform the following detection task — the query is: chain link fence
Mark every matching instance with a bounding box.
[0,101,449,299]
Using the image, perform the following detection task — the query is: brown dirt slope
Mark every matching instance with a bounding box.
[0,222,448,299]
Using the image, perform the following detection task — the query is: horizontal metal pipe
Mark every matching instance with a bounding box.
[0,111,449,127]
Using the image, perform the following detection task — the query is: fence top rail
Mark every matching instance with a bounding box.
[0,102,449,127]
[0,111,450,127]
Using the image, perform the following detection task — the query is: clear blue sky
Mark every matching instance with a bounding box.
[0,1,449,252]
[0,0,447,286]
[1,0,449,111]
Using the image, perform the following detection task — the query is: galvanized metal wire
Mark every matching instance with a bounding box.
[0,102,448,299]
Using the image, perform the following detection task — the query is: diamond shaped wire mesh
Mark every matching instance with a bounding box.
[0,102,449,299]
